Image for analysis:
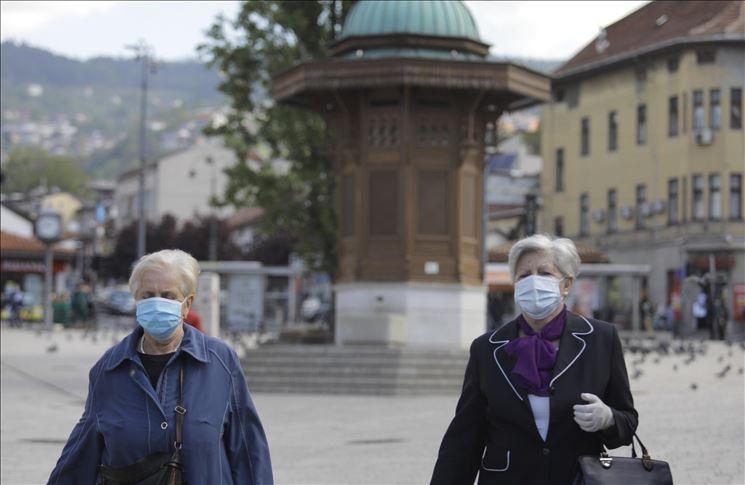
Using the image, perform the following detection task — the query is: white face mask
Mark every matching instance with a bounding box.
[514,275,565,320]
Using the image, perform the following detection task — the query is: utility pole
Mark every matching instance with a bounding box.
[126,40,156,260]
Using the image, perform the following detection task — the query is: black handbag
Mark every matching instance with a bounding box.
[100,363,188,485]
[573,432,673,485]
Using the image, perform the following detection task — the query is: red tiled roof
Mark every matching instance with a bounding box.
[555,0,745,78]
[0,230,74,255]
[0,230,46,252]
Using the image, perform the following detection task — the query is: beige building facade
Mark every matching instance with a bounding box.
[541,1,745,330]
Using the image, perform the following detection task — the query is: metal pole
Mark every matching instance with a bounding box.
[208,156,218,261]
[709,253,717,339]
[136,43,150,259]
[44,245,53,329]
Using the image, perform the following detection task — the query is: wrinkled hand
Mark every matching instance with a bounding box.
[573,393,615,432]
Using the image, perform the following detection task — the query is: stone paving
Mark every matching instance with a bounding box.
[1,325,743,485]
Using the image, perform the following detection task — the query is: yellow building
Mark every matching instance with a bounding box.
[541,1,745,331]
[40,191,82,226]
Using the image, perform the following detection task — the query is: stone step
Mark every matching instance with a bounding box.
[242,357,468,369]
[240,345,469,395]
[243,365,465,378]
[241,344,468,357]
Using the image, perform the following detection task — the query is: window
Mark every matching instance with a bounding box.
[608,111,618,151]
[553,88,565,102]
[731,88,742,129]
[554,217,564,237]
[607,189,617,233]
[668,96,679,137]
[710,89,721,130]
[555,148,564,192]
[579,193,589,236]
[731,174,742,220]
[636,104,647,145]
[668,178,679,224]
[666,57,679,73]
[682,176,688,222]
[709,174,722,220]
[692,175,705,221]
[696,49,716,64]
[580,117,590,156]
[567,85,580,109]
[635,184,646,229]
[693,90,704,131]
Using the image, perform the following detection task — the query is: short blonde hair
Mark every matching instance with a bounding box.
[129,249,201,298]
[507,234,580,281]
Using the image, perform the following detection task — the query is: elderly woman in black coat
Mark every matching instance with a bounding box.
[431,234,637,485]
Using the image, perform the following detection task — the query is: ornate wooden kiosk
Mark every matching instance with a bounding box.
[273,0,550,347]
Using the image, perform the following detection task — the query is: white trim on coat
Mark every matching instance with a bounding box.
[489,330,524,402]
[549,315,594,388]
[481,449,511,472]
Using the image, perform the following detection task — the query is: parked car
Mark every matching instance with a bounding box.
[301,296,331,323]
[101,290,136,315]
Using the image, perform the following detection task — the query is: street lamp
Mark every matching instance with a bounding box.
[125,39,157,259]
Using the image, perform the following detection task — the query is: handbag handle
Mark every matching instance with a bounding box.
[600,431,654,471]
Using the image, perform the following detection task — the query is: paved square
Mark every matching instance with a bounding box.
[1,326,742,484]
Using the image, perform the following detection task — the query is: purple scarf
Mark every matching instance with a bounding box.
[502,307,567,396]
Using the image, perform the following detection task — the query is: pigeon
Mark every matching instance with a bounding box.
[46,343,58,353]
[631,368,643,380]
[673,364,678,372]
[717,355,724,363]
[690,383,698,390]
[652,358,660,364]
[716,365,731,378]
[738,367,743,375]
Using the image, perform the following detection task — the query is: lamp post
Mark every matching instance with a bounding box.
[126,40,157,259]
[35,211,62,329]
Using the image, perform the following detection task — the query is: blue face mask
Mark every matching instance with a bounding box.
[136,297,183,341]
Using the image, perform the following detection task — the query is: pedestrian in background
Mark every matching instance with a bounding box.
[431,234,637,485]
[185,306,204,332]
[692,289,708,332]
[48,249,273,484]
[71,282,90,326]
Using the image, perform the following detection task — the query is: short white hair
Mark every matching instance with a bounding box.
[129,249,201,298]
[507,234,580,281]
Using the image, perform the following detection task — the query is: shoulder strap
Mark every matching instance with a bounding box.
[174,361,186,450]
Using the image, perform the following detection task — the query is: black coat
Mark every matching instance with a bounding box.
[431,311,638,485]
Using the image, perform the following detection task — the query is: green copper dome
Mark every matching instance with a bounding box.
[341,0,481,41]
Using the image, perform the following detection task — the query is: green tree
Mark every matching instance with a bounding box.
[199,0,355,275]
[1,146,90,197]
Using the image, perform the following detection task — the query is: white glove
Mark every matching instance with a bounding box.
[573,393,615,432]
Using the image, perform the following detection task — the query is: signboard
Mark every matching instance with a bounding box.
[733,283,745,322]
[226,274,264,332]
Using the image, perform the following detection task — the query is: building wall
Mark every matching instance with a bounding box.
[0,205,33,237]
[114,165,158,230]
[114,138,235,229]
[40,192,82,225]
[155,138,235,222]
[541,46,744,237]
[541,44,745,319]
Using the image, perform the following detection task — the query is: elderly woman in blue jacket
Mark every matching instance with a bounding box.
[48,249,273,484]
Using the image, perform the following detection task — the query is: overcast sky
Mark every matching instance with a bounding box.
[1,0,647,62]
